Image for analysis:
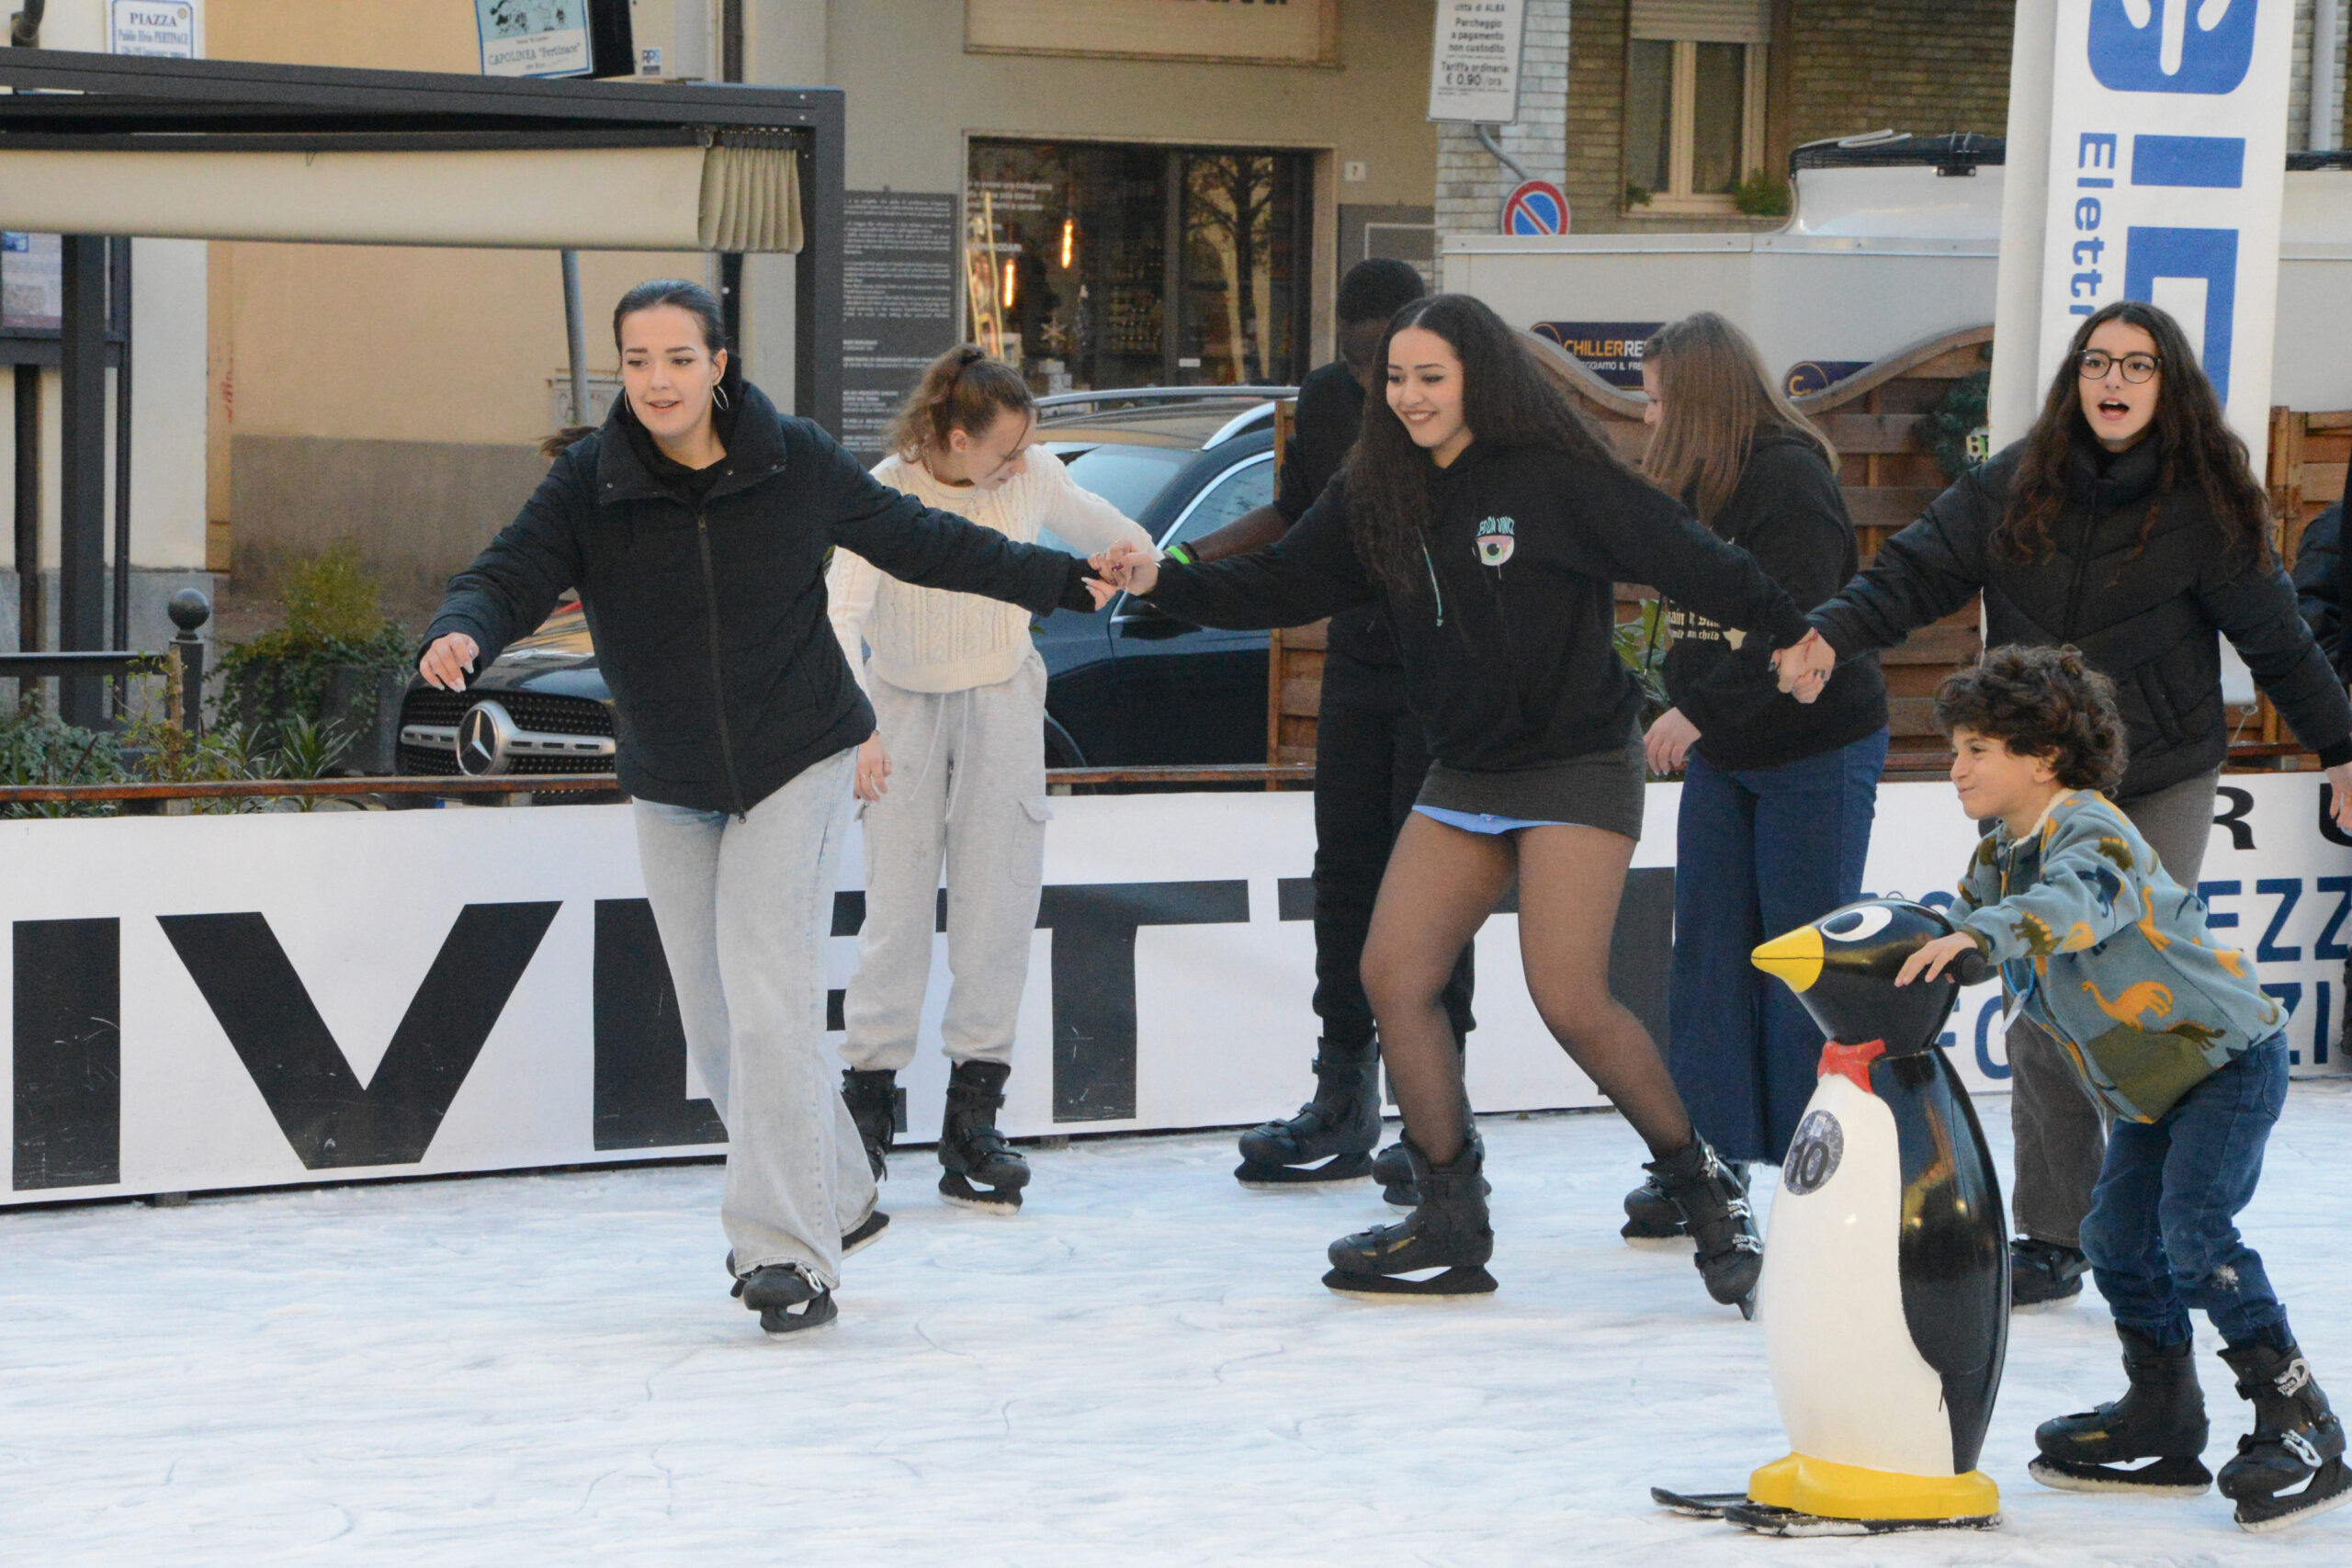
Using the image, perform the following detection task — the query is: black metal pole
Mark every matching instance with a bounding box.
[12,362,39,662]
[110,236,133,719]
[795,93,845,435]
[57,234,107,728]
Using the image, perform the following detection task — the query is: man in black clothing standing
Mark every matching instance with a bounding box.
[1174,259,1476,1193]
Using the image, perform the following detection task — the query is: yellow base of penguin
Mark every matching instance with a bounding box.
[1747,1452,2000,1521]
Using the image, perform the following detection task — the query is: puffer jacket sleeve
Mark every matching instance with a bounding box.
[817,429,1082,615]
[423,445,591,670]
[2291,502,2346,679]
[1808,458,2003,656]
[2198,536,2352,769]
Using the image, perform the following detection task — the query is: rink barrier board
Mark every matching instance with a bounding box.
[3,775,2344,1206]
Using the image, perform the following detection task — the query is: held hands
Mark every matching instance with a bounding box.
[1771,628,1836,704]
[1090,539,1159,598]
[854,733,891,802]
[1643,706,1700,774]
[1896,931,1982,987]
[418,632,481,692]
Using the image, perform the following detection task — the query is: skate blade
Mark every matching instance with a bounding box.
[841,1211,891,1258]
[1621,1229,1694,1251]
[2028,1455,2211,1496]
[1321,1265,1498,1299]
[2233,1467,2352,1533]
[1735,1290,1757,1322]
[939,1174,1023,1214]
[2009,1290,2085,1314]
[1650,1487,1749,1518]
[1724,1503,1999,1536]
[1236,1153,1374,1188]
[757,1293,839,1335]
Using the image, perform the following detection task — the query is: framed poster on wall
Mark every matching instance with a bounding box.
[966,0,1340,67]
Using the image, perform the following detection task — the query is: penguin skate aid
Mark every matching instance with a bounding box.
[1657,897,2010,1537]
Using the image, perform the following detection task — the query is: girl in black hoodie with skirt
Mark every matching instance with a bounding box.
[1091,294,1812,1311]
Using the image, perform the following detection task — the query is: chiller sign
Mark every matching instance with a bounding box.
[2037,0,2293,442]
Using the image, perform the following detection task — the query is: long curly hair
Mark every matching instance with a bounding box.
[1347,293,1626,595]
[1996,300,2268,563]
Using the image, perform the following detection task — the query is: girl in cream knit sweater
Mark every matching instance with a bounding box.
[827,346,1155,1211]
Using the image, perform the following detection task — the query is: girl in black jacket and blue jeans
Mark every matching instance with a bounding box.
[420,281,1097,1334]
[1619,314,1890,1244]
[1778,299,2352,1308]
[1092,294,1811,1311]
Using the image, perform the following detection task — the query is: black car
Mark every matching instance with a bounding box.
[395,388,1292,778]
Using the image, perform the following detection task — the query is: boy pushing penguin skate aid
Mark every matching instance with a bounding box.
[1904,645,2348,1533]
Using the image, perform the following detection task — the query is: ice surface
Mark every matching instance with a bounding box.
[8,1084,2352,1565]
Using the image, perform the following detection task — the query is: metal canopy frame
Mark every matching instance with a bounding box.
[0,51,844,726]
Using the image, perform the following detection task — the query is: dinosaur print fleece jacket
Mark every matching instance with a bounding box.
[1950,788,2283,1122]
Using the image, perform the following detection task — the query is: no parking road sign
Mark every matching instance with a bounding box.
[1501,180,1568,236]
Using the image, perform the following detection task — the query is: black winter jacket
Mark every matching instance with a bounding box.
[1659,427,1888,770]
[2291,502,2346,680]
[424,378,1089,814]
[1809,434,2352,798]
[1146,440,1811,773]
[1272,361,1397,687]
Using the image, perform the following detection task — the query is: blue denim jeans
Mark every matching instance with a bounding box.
[1668,728,1887,1164]
[2081,1038,2293,1350]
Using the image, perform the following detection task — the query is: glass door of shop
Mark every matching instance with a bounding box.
[967,139,1313,393]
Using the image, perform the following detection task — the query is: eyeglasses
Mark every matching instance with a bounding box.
[2076,349,2162,384]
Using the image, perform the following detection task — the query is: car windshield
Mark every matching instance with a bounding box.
[1045,444,1193,545]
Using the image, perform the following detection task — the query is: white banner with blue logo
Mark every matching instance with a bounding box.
[2037,0,2294,455]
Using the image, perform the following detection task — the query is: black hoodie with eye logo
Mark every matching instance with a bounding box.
[1145,439,1813,773]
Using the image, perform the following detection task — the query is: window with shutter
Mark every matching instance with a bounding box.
[1623,1,1770,211]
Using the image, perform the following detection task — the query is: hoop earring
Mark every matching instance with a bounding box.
[711,383,730,412]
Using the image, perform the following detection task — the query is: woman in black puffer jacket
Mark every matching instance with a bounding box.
[1777,299,2352,1310]
[419,280,1097,1336]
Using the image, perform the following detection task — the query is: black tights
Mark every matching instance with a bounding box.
[1360,814,1695,1168]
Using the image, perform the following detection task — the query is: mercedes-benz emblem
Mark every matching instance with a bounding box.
[458,700,516,776]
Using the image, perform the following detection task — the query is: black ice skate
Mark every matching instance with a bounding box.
[2217,1340,2352,1532]
[2010,1236,2087,1310]
[1322,1134,1496,1298]
[938,1059,1031,1213]
[1236,1044,1379,1187]
[1375,1131,1489,1206]
[2030,1325,2212,1495]
[1620,1167,1713,1246]
[841,1067,898,1180]
[1647,1135,1762,1317]
[737,1263,838,1335]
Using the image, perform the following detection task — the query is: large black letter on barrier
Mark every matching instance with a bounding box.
[1034,880,1250,1122]
[158,904,559,1168]
[593,898,726,1149]
[14,919,120,1190]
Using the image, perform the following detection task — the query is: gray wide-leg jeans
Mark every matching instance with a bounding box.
[633,747,878,1289]
[2008,768,2221,1247]
[839,656,1051,1072]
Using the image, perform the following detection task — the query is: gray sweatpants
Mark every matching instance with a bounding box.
[2008,768,2221,1247]
[839,655,1051,1072]
[633,747,878,1289]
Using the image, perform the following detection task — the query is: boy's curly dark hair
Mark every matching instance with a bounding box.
[1933,644,2128,794]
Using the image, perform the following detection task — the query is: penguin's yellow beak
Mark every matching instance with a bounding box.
[1752,925,1825,992]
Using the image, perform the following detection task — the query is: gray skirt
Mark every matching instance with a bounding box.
[1415,739,1647,842]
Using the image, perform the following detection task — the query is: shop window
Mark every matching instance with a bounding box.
[1624,2,1770,212]
[968,140,1312,393]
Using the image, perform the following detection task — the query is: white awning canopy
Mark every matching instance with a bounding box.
[0,136,802,251]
